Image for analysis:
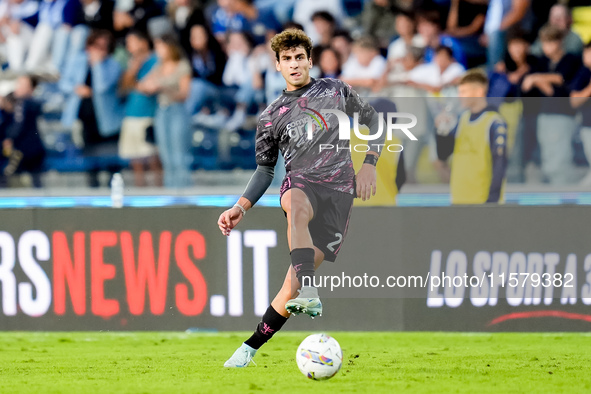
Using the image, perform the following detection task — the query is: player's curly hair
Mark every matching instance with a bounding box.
[270,29,313,61]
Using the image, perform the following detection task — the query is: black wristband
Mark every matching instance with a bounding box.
[363,154,378,166]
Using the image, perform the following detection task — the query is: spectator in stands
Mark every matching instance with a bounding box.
[378,45,424,95]
[59,29,123,187]
[379,9,423,90]
[222,30,258,131]
[494,28,536,95]
[51,0,85,74]
[185,23,227,116]
[0,0,39,71]
[387,11,424,65]
[394,0,413,11]
[491,27,537,173]
[113,0,163,39]
[23,0,70,73]
[445,0,487,68]
[483,0,532,69]
[119,30,161,187]
[340,36,387,94]
[522,25,581,184]
[415,0,452,24]
[211,0,243,44]
[251,33,284,106]
[233,0,281,45]
[1,75,45,188]
[292,0,345,44]
[416,9,466,68]
[0,95,10,187]
[570,43,591,186]
[50,0,112,75]
[407,45,465,182]
[361,0,397,49]
[310,11,336,48]
[318,47,341,79]
[331,29,353,70]
[378,46,431,183]
[407,46,465,94]
[530,4,584,58]
[77,0,114,31]
[138,34,192,188]
[167,0,205,56]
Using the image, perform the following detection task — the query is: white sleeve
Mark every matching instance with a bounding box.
[441,63,466,85]
[387,39,406,61]
[0,2,9,20]
[340,57,358,78]
[408,64,436,85]
[366,56,387,78]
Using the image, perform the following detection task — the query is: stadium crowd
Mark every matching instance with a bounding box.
[0,0,590,189]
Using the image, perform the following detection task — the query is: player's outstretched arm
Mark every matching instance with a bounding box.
[217,165,275,235]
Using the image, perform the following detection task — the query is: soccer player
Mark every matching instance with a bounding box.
[217,29,384,367]
[436,70,508,204]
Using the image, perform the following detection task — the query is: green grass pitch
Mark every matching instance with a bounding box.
[1,332,590,393]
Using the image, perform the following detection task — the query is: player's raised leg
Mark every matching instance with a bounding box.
[281,188,323,317]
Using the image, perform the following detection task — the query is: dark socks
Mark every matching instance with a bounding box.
[244,305,288,350]
[291,247,315,287]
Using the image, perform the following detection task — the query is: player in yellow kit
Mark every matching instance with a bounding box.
[351,98,406,206]
[436,70,508,204]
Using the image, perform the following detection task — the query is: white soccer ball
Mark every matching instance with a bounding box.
[296,333,343,380]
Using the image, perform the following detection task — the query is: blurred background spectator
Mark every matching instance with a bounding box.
[386,11,424,65]
[340,35,386,93]
[571,42,591,186]
[530,4,583,57]
[416,9,466,67]
[522,24,581,185]
[0,0,40,72]
[138,34,191,188]
[292,0,345,44]
[483,0,532,69]
[318,46,341,79]
[407,45,465,94]
[185,22,226,116]
[311,11,336,47]
[330,29,353,67]
[118,29,161,187]
[59,29,122,187]
[168,0,205,54]
[219,30,258,131]
[445,0,487,68]
[360,0,397,48]
[1,75,45,187]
